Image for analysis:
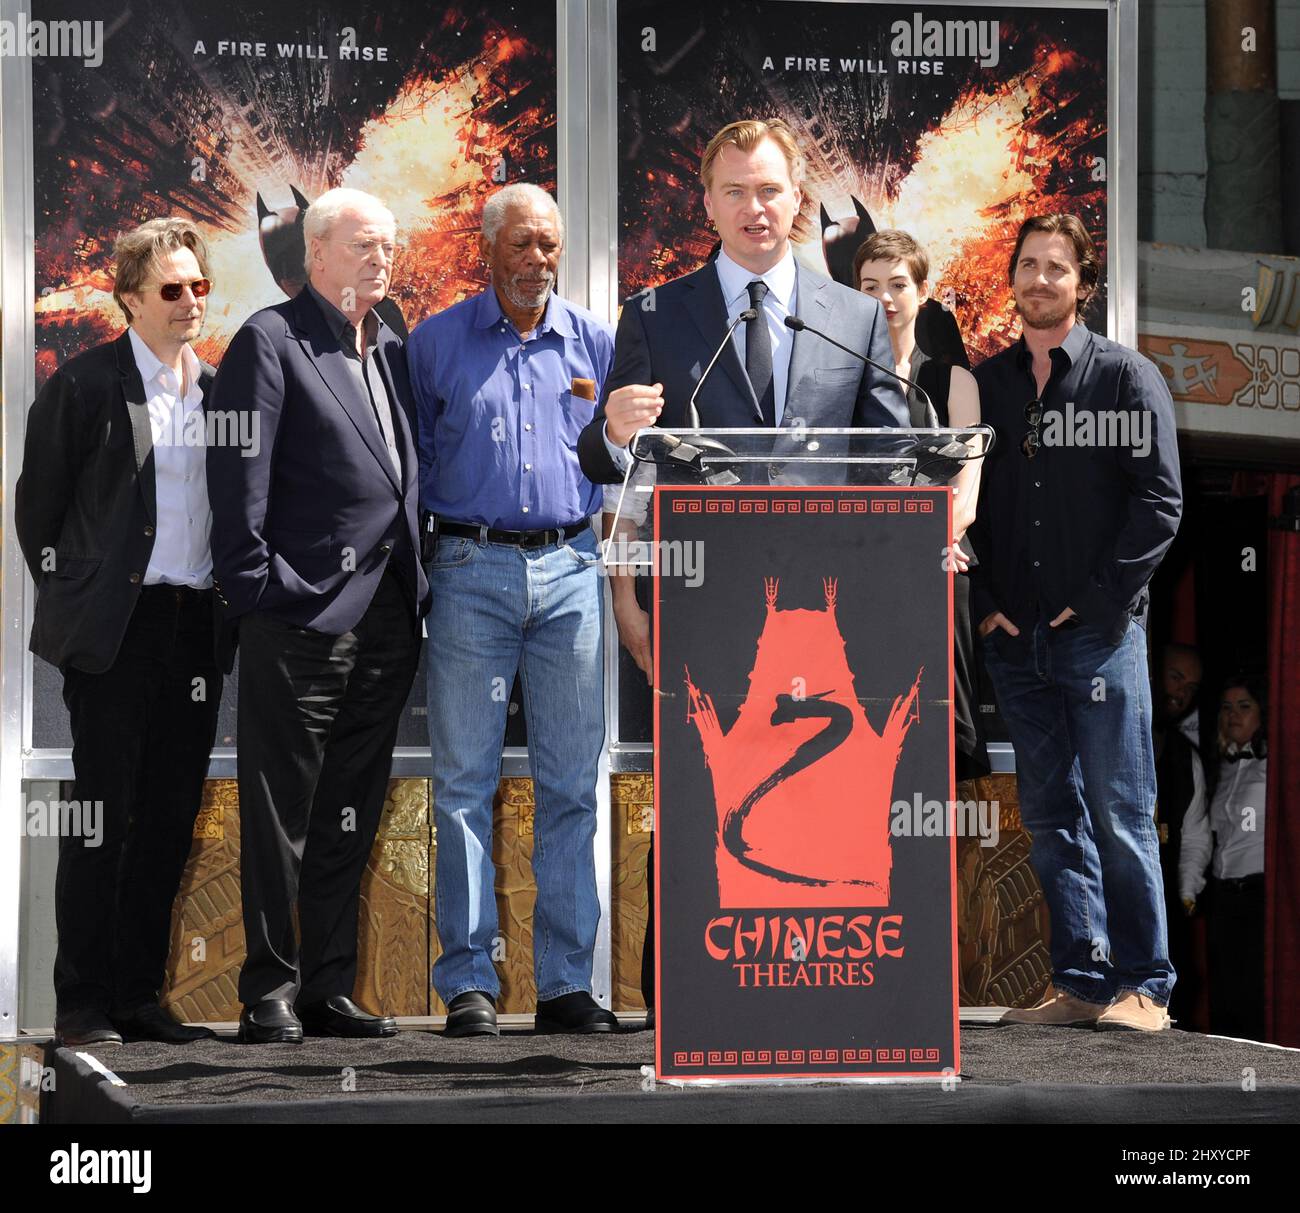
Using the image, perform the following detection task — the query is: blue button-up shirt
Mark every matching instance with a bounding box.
[408,289,614,530]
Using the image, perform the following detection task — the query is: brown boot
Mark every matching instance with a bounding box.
[1000,984,1109,1026]
[1095,992,1171,1032]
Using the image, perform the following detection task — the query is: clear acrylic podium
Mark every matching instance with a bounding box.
[602,425,991,565]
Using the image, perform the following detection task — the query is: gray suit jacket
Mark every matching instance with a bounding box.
[15,332,216,673]
[576,260,909,483]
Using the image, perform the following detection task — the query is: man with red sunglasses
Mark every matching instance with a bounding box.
[16,217,224,1047]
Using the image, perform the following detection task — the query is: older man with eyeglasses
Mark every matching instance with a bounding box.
[208,187,429,1043]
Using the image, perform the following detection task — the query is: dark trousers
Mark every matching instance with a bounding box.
[57,585,220,1017]
[1208,874,1266,1041]
[235,567,420,1007]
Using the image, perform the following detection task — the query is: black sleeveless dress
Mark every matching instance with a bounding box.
[910,349,990,781]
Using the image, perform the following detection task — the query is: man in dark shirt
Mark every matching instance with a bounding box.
[969,213,1182,1032]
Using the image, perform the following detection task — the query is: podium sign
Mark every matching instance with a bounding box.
[653,484,958,1082]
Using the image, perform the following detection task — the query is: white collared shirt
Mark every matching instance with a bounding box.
[1179,745,1266,898]
[128,328,213,588]
[714,246,798,425]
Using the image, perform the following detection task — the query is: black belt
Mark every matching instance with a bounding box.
[1211,873,1264,892]
[139,583,210,602]
[436,518,590,549]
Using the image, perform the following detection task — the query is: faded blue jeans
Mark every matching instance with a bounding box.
[981,616,1174,1006]
[426,526,604,1004]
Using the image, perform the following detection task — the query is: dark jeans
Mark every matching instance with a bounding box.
[235,567,420,1007]
[1208,874,1265,1041]
[981,616,1173,1005]
[57,585,220,1017]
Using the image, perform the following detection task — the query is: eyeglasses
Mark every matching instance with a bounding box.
[335,239,398,260]
[1021,397,1043,459]
[155,278,211,301]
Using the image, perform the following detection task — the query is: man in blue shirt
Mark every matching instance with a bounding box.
[408,184,617,1037]
[969,213,1182,1033]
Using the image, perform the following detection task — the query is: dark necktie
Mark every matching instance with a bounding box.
[746,280,776,426]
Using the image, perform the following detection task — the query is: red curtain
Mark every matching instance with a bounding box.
[1266,474,1300,1046]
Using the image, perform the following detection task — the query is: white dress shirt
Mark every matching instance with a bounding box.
[129,328,213,588]
[1179,745,1266,899]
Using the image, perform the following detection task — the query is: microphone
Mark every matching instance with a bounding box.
[687,307,758,428]
[631,306,756,482]
[783,314,989,485]
[783,314,933,415]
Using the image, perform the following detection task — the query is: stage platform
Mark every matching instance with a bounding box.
[29,1012,1300,1124]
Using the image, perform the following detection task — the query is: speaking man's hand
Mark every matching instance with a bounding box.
[605,383,665,447]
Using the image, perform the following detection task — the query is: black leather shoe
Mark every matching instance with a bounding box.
[297,995,398,1039]
[55,1009,123,1048]
[238,999,304,1044]
[535,991,619,1034]
[444,991,498,1038]
[114,1003,217,1044]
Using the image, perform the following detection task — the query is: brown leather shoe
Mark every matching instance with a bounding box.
[1000,984,1109,1026]
[1095,992,1171,1032]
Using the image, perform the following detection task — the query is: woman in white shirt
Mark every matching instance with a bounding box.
[1179,675,1267,1040]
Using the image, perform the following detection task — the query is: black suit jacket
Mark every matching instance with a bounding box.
[15,333,216,674]
[577,261,909,483]
[206,290,429,670]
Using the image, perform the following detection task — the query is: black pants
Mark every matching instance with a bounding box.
[1208,874,1266,1041]
[235,568,420,1007]
[57,585,220,1017]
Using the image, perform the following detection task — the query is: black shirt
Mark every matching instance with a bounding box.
[968,321,1182,646]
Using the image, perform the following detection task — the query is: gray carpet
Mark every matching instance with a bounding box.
[46,1023,1300,1116]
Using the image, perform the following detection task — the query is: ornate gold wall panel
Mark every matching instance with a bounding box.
[611,773,652,1011]
[0,1044,15,1124]
[161,770,1050,1018]
[163,778,434,1022]
[954,775,1052,1008]
[162,780,243,1023]
[355,779,432,1018]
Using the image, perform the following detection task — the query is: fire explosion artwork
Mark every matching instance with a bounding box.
[616,0,1110,364]
[31,0,557,384]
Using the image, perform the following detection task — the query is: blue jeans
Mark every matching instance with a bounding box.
[426,526,604,1003]
[981,617,1174,1005]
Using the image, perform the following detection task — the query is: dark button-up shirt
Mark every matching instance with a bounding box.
[968,321,1182,646]
[306,283,402,478]
[408,288,614,531]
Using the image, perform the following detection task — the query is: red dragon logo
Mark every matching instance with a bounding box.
[685,578,922,908]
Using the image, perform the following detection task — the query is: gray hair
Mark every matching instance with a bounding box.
[481,184,563,246]
[302,187,395,275]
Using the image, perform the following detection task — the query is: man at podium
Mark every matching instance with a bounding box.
[577,117,908,483]
[575,118,912,1018]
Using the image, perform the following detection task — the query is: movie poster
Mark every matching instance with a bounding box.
[655,486,957,1081]
[617,0,1110,364]
[27,0,557,748]
[31,0,557,382]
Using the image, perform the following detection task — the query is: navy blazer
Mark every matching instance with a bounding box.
[16,332,216,673]
[577,260,909,483]
[207,289,428,664]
